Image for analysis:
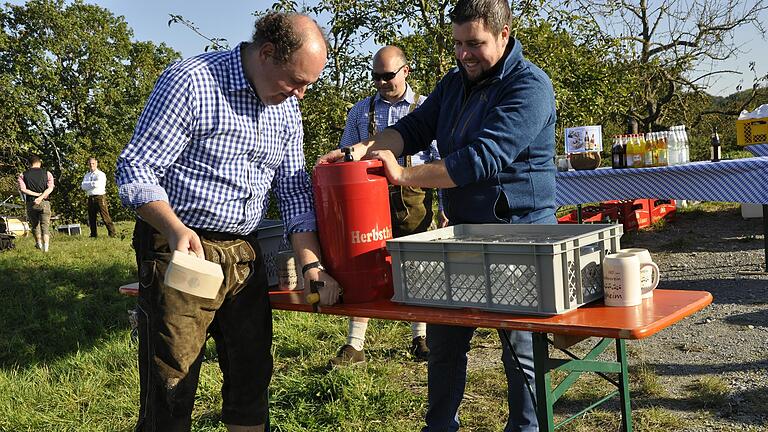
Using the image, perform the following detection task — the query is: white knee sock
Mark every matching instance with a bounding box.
[43,242,49,252]
[411,322,427,339]
[346,319,368,351]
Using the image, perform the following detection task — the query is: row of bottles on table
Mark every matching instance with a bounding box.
[668,126,690,165]
[611,126,690,169]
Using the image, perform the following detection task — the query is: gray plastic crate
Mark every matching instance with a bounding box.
[387,224,622,315]
[257,219,289,287]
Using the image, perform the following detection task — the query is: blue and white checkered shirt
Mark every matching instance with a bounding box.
[116,43,315,236]
[340,84,442,210]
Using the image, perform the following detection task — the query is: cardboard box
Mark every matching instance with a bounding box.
[736,117,768,146]
[164,251,224,299]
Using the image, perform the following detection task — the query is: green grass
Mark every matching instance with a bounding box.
[688,376,730,407]
[633,406,685,431]
[0,223,482,431]
[0,216,750,431]
[675,201,740,216]
[630,365,668,398]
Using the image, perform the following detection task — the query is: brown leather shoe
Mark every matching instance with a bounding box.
[328,344,365,367]
[410,336,429,361]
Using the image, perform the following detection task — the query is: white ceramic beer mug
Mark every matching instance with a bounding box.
[602,252,657,307]
[619,248,660,299]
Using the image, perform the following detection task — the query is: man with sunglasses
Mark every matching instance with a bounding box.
[330,45,447,367]
[318,0,557,430]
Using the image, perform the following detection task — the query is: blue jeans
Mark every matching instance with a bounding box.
[421,325,538,432]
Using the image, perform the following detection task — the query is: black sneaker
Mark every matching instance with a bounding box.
[410,336,429,361]
[328,344,366,367]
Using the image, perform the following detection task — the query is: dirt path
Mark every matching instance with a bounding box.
[465,203,768,431]
[622,203,768,431]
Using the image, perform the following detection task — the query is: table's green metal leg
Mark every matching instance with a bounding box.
[533,332,555,431]
[531,333,634,431]
[616,339,633,431]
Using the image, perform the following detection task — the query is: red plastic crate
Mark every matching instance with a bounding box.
[602,199,675,231]
[601,199,647,232]
[624,206,650,231]
[558,205,621,225]
[560,199,675,232]
[649,199,676,224]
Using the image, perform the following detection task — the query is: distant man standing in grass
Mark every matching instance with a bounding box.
[17,155,54,252]
[116,12,340,432]
[80,157,116,238]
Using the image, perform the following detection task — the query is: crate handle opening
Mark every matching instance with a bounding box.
[579,243,601,255]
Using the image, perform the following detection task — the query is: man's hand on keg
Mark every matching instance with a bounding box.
[316,144,364,165]
[304,269,342,306]
[370,150,405,185]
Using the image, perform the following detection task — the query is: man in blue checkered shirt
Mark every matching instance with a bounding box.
[116,13,340,432]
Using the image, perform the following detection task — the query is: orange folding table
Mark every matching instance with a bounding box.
[119,282,711,431]
[270,289,712,431]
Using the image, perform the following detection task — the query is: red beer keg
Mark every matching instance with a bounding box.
[312,157,394,303]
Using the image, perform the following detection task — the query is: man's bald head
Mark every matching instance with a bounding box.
[252,12,328,65]
[371,45,411,103]
[373,45,407,69]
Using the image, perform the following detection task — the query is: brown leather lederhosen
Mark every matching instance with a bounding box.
[368,95,434,237]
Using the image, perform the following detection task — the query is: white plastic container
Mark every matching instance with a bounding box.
[1,217,29,236]
[741,203,765,219]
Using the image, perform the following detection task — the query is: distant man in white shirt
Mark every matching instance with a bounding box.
[81,157,116,237]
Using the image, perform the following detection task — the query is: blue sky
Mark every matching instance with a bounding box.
[6,0,767,97]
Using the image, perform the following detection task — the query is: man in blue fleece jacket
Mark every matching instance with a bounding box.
[318,0,556,430]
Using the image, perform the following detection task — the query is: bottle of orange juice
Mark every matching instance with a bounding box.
[624,135,634,167]
[629,134,640,167]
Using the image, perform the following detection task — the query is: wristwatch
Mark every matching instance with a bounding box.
[302,261,326,276]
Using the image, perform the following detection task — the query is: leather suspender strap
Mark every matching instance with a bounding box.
[367,95,377,136]
[406,93,420,167]
[409,93,420,113]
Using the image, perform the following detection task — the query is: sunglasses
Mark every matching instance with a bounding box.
[371,64,406,81]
